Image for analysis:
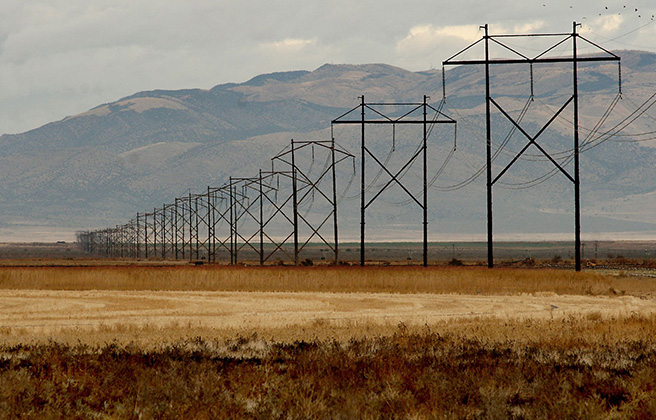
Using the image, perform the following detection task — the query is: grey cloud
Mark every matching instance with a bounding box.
[1,0,655,134]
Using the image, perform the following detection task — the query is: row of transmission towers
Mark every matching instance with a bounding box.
[78,138,356,265]
[78,23,621,270]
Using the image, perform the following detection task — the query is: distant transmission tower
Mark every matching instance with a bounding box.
[332,96,456,266]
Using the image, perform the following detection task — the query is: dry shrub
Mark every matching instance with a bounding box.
[1,327,656,419]
[641,259,656,269]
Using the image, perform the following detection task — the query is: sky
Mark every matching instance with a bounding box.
[1,0,656,135]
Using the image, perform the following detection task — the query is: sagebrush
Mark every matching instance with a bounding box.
[2,329,656,419]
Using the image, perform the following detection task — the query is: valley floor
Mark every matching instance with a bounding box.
[2,265,656,418]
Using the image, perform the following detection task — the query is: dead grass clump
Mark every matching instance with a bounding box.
[641,259,656,269]
[447,258,464,266]
[3,312,656,355]
[1,330,656,419]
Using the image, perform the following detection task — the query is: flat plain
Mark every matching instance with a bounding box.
[2,262,656,418]
[0,263,655,344]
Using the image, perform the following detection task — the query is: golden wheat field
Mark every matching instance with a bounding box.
[2,263,656,418]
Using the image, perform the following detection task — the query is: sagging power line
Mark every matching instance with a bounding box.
[77,23,652,270]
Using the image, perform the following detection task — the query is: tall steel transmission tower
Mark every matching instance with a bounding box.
[443,22,621,271]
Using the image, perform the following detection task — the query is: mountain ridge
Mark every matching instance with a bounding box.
[1,50,656,241]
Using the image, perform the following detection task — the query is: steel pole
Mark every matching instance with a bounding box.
[136,213,141,258]
[259,170,264,265]
[484,24,494,269]
[291,140,299,265]
[331,137,339,264]
[573,22,582,272]
[360,96,366,266]
[423,95,428,267]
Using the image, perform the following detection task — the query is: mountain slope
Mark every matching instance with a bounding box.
[1,52,656,241]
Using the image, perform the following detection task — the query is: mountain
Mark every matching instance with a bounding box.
[1,51,656,242]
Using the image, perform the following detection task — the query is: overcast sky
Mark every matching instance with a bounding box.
[1,0,655,135]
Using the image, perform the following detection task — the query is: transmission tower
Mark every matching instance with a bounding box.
[271,138,355,264]
[443,22,621,271]
[332,96,456,266]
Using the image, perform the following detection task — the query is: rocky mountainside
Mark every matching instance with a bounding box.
[1,50,656,241]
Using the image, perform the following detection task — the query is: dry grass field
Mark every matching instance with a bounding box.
[1,264,655,294]
[1,264,656,418]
